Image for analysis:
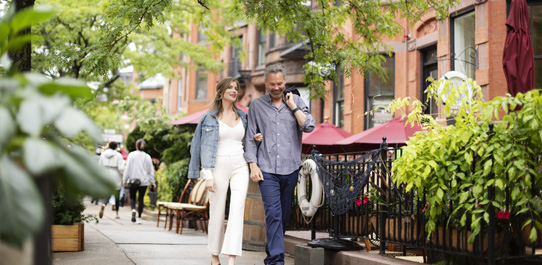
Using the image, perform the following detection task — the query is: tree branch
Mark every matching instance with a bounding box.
[197,0,209,10]
[107,0,167,49]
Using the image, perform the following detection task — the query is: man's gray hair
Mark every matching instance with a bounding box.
[264,64,286,81]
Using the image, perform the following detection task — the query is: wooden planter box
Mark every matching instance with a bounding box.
[431,227,504,253]
[52,223,84,252]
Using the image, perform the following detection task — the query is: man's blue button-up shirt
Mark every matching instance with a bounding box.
[244,94,315,175]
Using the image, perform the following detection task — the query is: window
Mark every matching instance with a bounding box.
[528,2,542,90]
[195,68,207,99]
[421,47,438,116]
[198,24,207,44]
[258,29,266,65]
[297,87,311,112]
[269,32,276,49]
[365,56,394,129]
[451,11,476,79]
[177,79,182,111]
[230,37,243,78]
[334,68,344,128]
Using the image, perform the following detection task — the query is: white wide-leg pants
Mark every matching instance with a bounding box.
[207,153,249,256]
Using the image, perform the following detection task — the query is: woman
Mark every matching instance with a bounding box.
[188,77,249,265]
[123,138,156,224]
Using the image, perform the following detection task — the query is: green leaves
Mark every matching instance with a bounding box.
[54,108,102,142]
[0,107,16,148]
[390,81,542,244]
[38,78,92,100]
[0,155,44,247]
[0,5,117,249]
[10,5,54,35]
[23,138,60,175]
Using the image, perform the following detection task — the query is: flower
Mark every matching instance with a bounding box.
[355,199,362,206]
[496,209,510,220]
[355,196,369,206]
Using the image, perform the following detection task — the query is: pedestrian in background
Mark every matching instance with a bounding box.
[244,64,315,265]
[188,77,249,265]
[91,147,102,205]
[123,139,156,224]
[98,141,125,219]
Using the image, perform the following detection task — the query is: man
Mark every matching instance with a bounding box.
[244,64,315,265]
[123,139,156,224]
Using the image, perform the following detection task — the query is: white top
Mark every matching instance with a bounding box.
[122,150,155,186]
[217,119,245,156]
[201,119,245,180]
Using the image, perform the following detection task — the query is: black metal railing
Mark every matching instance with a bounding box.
[287,137,542,264]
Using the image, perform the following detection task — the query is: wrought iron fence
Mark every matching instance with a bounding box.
[287,141,542,264]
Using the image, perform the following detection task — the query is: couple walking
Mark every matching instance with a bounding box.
[189,64,315,265]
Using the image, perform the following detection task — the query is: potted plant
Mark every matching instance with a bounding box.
[51,186,98,252]
[385,78,542,251]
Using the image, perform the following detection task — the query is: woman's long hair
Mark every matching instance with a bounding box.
[210,77,241,119]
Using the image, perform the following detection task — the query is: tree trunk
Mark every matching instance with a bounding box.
[8,0,35,72]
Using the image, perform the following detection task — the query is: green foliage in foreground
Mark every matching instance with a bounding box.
[388,78,542,245]
[0,6,115,248]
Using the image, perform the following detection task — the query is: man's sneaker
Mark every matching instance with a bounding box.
[131,210,136,223]
[99,204,105,219]
[136,218,142,224]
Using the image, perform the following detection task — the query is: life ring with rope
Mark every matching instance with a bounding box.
[297,159,324,218]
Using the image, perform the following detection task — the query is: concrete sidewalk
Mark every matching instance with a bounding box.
[53,199,294,265]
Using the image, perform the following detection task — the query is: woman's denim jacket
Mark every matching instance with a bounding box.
[188,109,247,179]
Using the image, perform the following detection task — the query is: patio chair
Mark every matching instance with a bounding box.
[168,178,209,234]
[156,179,193,229]
[164,178,206,231]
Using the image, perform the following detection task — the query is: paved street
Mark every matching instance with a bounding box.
[53,199,294,265]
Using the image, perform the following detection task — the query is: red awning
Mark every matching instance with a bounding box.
[302,122,352,154]
[503,0,535,97]
[168,103,248,125]
[335,117,423,146]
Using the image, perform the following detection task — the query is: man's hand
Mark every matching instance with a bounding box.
[285,92,296,110]
[206,179,216,192]
[249,162,264,182]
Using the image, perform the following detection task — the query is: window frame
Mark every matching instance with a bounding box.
[364,55,395,130]
[420,46,438,116]
[258,29,267,65]
[333,67,345,129]
[198,24,207,44]
[450,9,476,79]
[195,68,208,100]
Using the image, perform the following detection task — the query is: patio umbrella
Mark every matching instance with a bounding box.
[335,117,423,151]
[168,103,248,125]
[302,122,352,154]
[502,0,534,97]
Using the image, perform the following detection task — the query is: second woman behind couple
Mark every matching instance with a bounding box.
[188,77,249,265]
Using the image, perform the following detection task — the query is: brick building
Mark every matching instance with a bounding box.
[164,0,540,135]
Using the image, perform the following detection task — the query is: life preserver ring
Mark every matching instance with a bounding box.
[297,159,323,217]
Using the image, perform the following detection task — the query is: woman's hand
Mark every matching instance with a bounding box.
[254,133,263,142]
[206,179,216,192]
